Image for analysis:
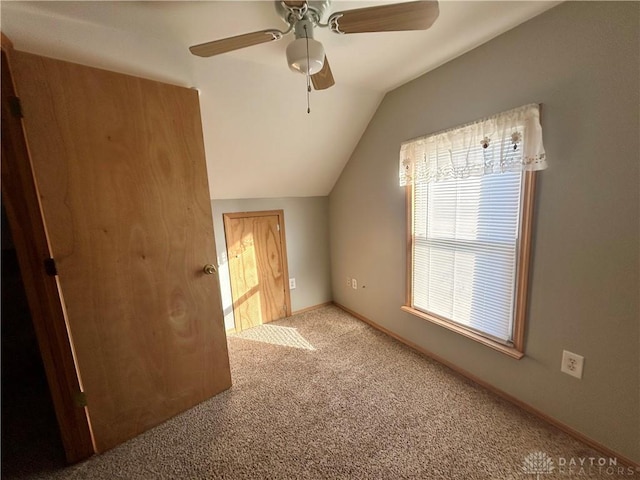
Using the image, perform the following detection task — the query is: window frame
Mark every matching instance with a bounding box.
[403,171,537,359]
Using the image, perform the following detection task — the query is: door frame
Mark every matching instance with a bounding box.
[222,210,292,332]
[1,34,95,463]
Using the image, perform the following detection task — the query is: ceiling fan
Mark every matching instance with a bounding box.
[189,1,440,91]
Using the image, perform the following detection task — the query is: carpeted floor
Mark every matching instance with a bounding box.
[3,305,635,479]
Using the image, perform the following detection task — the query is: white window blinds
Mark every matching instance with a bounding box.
[413,171,522,343]
[402,104,547,346]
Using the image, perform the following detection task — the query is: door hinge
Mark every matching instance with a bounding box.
[44,257,58,276]
[74,391,88,408]
[9,96,23,118]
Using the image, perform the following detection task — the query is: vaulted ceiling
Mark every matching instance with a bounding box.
[1,1,559,199]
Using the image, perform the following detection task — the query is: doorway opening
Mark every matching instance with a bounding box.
[1,203,66,477]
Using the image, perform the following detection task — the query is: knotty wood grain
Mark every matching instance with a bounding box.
[10,51,231,453]
[224,211,290,333]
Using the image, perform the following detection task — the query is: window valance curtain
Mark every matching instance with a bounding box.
[399,103,547,186]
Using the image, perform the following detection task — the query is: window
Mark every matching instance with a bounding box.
[399,104,546,358]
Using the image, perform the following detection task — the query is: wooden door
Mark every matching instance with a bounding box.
[223,211,291,332]
[9,51,231,453]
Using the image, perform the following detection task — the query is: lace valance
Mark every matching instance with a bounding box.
[399,104,547,186]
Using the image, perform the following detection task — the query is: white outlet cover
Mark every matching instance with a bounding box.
[561,350,584,379]
[289,278,296,289]
[351,278,358,289]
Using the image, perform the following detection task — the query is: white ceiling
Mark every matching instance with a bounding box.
[1,1,560,199]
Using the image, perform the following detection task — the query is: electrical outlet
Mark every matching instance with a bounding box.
[289,278,296,289]
[346,277,351,287]
[561,350,584,379]
[351,278,357,290]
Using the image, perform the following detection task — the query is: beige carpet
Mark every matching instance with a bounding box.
[5,305,635,479]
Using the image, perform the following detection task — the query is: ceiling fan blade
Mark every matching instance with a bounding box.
[311,56,335,90]
[190,29,283,57]
[328,1,439,34]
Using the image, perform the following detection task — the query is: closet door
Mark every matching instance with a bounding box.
[10,51,231,453]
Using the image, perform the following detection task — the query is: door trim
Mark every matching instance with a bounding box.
[223,210,292,331]
[1,34,95,463]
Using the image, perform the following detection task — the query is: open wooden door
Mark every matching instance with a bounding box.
[223,210,291,332]
[7,50,231,454]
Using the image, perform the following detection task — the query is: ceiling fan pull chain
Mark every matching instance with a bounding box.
[304,23,311,114]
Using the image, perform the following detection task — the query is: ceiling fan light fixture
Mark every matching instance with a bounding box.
[286,37,325,75]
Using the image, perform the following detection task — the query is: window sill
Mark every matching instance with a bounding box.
[400,306,524,360]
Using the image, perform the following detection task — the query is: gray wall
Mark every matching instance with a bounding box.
[212,197,331,330]
[329,2,639,462]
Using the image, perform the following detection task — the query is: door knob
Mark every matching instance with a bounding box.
[203,264,217,275]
